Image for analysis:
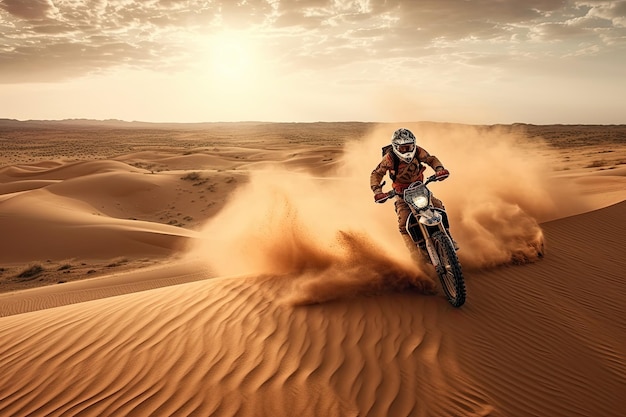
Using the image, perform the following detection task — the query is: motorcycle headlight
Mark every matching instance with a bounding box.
[412,194,429,209]
[404,182,431,209]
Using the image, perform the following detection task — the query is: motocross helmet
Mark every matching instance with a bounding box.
[391,128,417,164]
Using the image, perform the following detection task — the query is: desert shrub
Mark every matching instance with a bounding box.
[17,264,44,279]
[181,172,201,181]
[586,160,607,168]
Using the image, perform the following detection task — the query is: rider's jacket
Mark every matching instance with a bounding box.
[370,146,444,196]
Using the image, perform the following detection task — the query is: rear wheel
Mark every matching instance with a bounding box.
[432,231,466,307]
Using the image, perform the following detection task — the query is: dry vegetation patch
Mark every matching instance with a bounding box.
[0,258,157,293]
[16,263,45,280]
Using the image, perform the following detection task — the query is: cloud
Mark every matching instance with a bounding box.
[0,0,624,84]
[584,0,626,24]
[529,22,591,41]
[0,0,58,20]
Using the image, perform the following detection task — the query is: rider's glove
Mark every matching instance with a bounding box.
[435,168,450,181]
[374,192,389,203]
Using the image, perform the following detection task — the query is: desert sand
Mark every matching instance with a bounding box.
[0,120,625,416]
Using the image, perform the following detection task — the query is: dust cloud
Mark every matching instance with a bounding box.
[405,122,580,268]
[192,164,434,304]
[193,123,581,301]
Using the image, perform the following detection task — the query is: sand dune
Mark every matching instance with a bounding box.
[0,166,197,263]
[0,121,625,416]
[0,201,624,416]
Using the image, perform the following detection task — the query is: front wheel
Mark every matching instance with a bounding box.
[432,231,466,307]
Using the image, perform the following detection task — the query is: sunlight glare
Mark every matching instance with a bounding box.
[203,31,256,84]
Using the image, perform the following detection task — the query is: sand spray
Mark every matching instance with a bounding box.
[191,123,582,302]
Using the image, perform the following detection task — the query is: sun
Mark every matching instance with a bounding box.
[202,31,255,83]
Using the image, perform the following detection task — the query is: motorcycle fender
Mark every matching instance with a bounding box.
[418,209,442,227]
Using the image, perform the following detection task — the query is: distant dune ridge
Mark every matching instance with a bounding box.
[0,121,625,416]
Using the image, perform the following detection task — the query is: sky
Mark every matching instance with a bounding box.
[0,0,625,124]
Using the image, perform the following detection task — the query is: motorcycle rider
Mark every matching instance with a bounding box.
[370,128,457,261]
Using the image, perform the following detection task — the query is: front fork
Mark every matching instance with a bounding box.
[421,223,439,267]
[419,222,449,269]
[407,208,452,269]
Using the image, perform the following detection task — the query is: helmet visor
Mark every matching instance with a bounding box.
[397,144,415,154]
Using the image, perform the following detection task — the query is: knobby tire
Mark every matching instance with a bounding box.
[432,231,466,307]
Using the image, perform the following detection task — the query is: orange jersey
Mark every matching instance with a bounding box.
[370,146,444,194]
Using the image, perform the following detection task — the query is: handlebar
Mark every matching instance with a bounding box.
[375,174,441,204]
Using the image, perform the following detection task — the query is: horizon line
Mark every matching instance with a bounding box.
[1,118,624,127]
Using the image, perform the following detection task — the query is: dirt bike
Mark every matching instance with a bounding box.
[377,175,466,307]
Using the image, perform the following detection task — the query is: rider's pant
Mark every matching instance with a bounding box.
[394,195,444,235]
